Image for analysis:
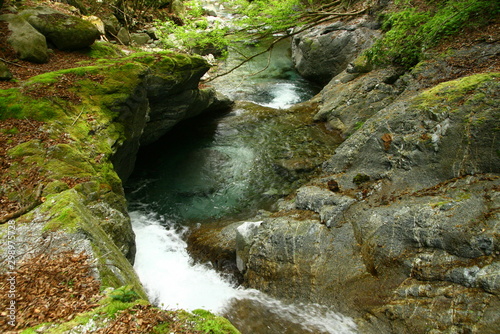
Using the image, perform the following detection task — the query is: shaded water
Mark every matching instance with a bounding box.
[127,38,354,333]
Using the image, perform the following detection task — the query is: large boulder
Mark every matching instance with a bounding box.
[322,72,500,191]
[0,14,50,63]
[20,6,99,51]
[140,54,233,146]
[291,17,380,84]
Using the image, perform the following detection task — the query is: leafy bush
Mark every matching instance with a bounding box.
[365,0,499,68]
[154,0,229,57]
[234,0,306,36]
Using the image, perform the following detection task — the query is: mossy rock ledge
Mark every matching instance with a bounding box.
[0,51,234,332]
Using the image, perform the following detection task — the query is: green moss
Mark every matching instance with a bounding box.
[86,41,124,59]
[36,147,95,183]
[43,180,70,196]
[27,189,146,297]
[414,73,500,113]
[108,285,139,302]
[0,89,63,120]
[353,173,370,185]
[40,190,87,232]
[190,309,240,334]
[7,140,45,158]
[354,121,364,130]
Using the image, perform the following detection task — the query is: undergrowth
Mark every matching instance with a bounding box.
[365,0,500,69]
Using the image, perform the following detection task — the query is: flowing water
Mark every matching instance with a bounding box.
[126,38,356,333]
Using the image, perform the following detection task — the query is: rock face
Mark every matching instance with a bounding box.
[0,51,229,300]
[20,6,100,50]
[232,43,500,333]
[291,17,380,84]
[0,14,50,63]
[111,53,233,180]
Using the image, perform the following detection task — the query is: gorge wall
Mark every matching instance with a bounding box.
[190,17,500,334]
[242,37,500,334]
[0,51,230,302]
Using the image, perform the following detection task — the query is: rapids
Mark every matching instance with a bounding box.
[127,34,355,334]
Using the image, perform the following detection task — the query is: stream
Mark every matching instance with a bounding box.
[125,39,357,333]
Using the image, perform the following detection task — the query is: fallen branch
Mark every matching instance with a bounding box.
[205,4,370,82]
[0,184,44,224]
[0,57,41,70]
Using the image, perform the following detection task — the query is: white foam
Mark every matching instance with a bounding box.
[132,211,241,312]
[132,210,358,333]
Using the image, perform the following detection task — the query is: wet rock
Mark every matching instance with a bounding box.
[187,221,241,276]
[295,186,355,227]
[141,88,232,146]
[313,66,404,138]
[235,221,262,272]
[238,71,500,332]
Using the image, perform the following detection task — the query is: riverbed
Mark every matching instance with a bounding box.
[126,38,356,333]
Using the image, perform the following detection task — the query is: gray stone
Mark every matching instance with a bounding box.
[0,61,12,80]
[116,27,131,45]
[20,7,99,50]
[235,221,263,272]
[141,88,232,146]
[313,66,404,138]
[130,32,151,46]
[295,186,355,227]
[291,17,381,84]
[0,14,49,63]
[100,13,121,36]
[476,262,500,295]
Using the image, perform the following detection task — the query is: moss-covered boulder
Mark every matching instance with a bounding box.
[0,47,238,333]
[0,50,227,295]
[20,6,99,51]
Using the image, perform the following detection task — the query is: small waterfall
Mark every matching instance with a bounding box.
[129,22,350,333]
[132,211,358,333]
[132,210,239,311]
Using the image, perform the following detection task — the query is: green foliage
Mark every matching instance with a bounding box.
[154,0,229,57]
[156,18,229,56]
[191,309,240,334]
[108,286,139,303]
[154,0,309,57]
[234,0,305,36]
[365,0,499,68]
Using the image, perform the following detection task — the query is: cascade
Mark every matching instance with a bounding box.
[127,10,356,334]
